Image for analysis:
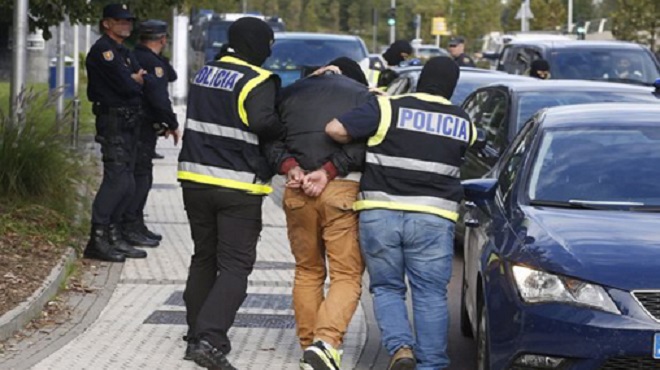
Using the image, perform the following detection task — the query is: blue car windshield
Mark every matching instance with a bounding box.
[263,39,367,71]
[548,48,660,85]
[516,91,655,130]
[529,127,660,206]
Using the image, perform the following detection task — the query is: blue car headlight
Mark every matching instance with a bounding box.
[512,265,620,315]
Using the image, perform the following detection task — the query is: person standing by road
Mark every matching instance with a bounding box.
[178,17,286,370]
[122,20,180,247]
[83,3,148,262]
[448,37,476,67]
[276,57,371,370]
[325,57,477,370]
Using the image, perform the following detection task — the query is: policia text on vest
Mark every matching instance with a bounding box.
[178,56,277,195]
[347,93,476,222]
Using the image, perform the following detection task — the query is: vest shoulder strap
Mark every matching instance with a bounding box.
[219,56,274,126]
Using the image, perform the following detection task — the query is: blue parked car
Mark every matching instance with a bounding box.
[461,103,660,370]
[262,32,369,87]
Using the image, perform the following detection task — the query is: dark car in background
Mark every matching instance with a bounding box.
[385,66,534,105]
[262,32,369,86]
[461,103,660,370]
[460,80,659,180]
[497,40,660,87]
[188,13,285,78]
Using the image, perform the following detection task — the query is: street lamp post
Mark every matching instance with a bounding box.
[568,0,573,33]
[10,0,28,125]
[389,0,396,44]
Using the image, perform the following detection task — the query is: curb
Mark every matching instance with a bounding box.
[0,248,78,342]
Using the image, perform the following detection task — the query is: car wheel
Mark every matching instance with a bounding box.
[460,266,473,338]
[476,298,490,370]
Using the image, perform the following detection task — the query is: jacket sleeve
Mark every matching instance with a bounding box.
[139,54,178,130]
[328,140,367,177]
[244,78,286,141]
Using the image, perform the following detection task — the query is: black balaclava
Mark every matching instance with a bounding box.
[382,40,413,67]
[416,56,460,100]
[328,57,368,86]
[228,17,274,66]
[530,59,550,79]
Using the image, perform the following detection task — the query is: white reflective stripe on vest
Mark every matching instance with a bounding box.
[185,118,258,145]
[358,191,459,212]
[178,161,262,184]
[366,152,460,178]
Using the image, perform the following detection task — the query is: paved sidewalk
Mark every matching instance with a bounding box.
[31,110,367,370]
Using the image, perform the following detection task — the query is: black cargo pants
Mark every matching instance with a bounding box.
[123,121,157,225]
[182,186,263,354]
[91,106,141,226]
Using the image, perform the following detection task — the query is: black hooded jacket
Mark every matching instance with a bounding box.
[278,74,373,174]
[382,40,413,67]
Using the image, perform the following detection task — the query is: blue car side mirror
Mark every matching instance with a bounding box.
[462,178,498,202]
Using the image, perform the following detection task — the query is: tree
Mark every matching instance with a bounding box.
[0,0,186,40]
[611,0,659,52]
[502,0,566,32]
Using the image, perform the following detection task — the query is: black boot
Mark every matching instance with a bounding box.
[108,224,148,259]
[183,335,198,361]
[190,340,237,370]
[140,223,162,241]
[122,223,159,247]
[83,225,126,263]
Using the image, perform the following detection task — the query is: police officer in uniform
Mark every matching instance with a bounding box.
[84,3,148,262]
[325,57,476,370]
[122,20,180,247]
[448,36,476,67]
[178,17,286,370]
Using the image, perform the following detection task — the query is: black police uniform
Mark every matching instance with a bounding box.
[84,3,147,262]
[454,52,475,67]
[178,18,285,367]
[123,20,179,246]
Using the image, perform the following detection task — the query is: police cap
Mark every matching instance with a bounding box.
[448,36,465,47]
[138,20,169,37]
[103,3,135,20]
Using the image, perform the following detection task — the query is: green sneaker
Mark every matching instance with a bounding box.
[303,341,342,370]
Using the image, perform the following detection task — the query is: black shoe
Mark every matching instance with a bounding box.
[190,339,237,370]
[153,152,165,159]
[83,225,126,263]
[122,224,159,247]
[108,224,147,258]
[139,223,162,241]
[183,337,199,361]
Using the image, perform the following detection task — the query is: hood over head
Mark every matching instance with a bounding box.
[382,40,413,66]
[530,59,551,79]
[228,17,274,66]
[416,56,459,100]
[328,57,368,86]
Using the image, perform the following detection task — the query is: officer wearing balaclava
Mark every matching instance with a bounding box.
[178,17,286,370]
[325,57,477,370]
[366,39,413,88]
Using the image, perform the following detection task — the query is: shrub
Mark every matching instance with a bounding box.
[0,87,93,228]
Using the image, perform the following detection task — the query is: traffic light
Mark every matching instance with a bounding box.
[386,8,396,26]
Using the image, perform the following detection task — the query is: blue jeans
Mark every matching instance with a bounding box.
[359,209,454,370]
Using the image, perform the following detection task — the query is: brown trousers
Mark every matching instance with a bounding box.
[283,180,364,349]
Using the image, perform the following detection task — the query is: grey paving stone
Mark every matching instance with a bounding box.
[30,112,368,369]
